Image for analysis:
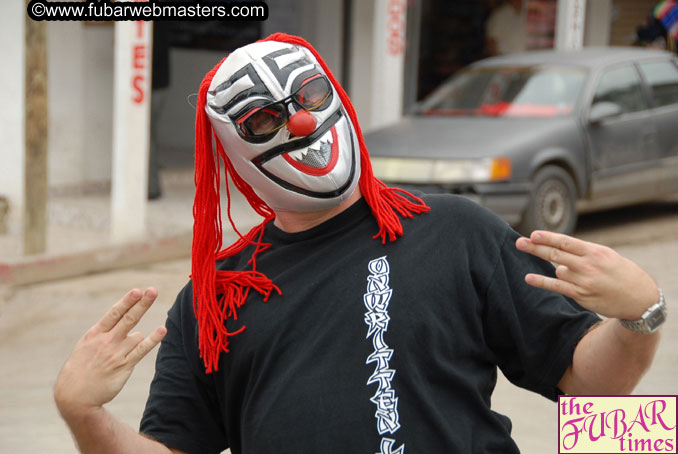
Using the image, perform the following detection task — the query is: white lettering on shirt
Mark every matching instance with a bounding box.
[364,256,405,454]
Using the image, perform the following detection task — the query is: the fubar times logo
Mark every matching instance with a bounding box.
[558,396,677,453]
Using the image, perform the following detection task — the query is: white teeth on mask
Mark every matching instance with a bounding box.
[285,128,334,169]
[288,149,307,161]
[297,141,332,168]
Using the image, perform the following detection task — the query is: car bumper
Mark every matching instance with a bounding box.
[387,181,531,227]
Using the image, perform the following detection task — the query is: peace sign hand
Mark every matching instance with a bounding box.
[54,288,167,418]
[516,231,659,321]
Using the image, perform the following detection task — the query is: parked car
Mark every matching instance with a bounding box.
[365,47,678,234]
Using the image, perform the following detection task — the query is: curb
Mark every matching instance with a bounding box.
[0,232,193,288]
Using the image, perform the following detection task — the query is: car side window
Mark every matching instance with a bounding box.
[592,66,646,114]
[637,60,678,107]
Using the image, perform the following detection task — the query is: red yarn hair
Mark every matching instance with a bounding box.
[192,33,429,373]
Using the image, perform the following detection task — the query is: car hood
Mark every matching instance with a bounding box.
[364,115,578,159]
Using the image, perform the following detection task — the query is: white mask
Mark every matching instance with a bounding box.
[205,40,361,212]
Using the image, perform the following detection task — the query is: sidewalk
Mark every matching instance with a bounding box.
[0,168,262,289]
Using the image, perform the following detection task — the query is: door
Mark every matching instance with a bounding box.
[585,64,659,203]
[637,58,678,195]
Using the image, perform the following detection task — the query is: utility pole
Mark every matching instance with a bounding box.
[23,0,48,255]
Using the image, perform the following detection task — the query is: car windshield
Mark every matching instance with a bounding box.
[418,65,587,118]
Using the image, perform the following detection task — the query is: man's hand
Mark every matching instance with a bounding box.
[516,230,659,320]
[54,288,167,419]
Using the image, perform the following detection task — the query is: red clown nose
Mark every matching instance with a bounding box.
[287,110,316,137]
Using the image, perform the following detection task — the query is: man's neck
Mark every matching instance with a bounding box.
[273,188,363,233]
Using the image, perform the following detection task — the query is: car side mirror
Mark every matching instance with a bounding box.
[588,101,623,124]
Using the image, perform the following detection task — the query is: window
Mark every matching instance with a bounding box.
[592,66,646,114]
[638,60,678,107]
[419,66,586,117]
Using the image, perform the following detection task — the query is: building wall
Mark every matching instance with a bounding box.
[47,22,85,189]
[47,22,114,192]
[584,0,612,46]
[83,26,115,186]
[153,47,226,165]
[349,0,376,131]
[0,0,25,233]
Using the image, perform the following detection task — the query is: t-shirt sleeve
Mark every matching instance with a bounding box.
[482,226,602,401]
[140,284,228,454]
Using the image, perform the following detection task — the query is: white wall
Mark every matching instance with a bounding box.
[83,26,114,184]
[349,0,376,131]
[155,48,228,156]
[584,0,612,46]
[0,0,25,234]
[48,22,85,188]
[48,23,114,191]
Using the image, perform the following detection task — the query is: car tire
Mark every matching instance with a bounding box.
[518,165,577,235]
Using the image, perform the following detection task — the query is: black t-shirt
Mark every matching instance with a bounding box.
[140,194,601,454]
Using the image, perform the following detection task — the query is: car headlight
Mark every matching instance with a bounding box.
[371,157,512,183]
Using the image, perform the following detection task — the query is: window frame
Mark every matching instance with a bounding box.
[589,62,650,116]
[635,57,678,109]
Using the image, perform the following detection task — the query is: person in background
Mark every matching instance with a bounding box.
[636,0,678,53]
[486,0,527,56]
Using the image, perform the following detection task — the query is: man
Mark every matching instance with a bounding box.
[636,0,678,53]
[486,0,527,56]
[54,34,665,453]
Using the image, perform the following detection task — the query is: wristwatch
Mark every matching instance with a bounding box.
[620,288,667,334]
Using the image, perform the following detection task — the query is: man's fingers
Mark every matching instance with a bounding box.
[110,287,158,340]
[120,331,145,356]
[516,237,581,269]
[96,288,144,332]
[529,230,590,256]
[555,265,597,290]
[525,273,580,300]
[126,325,167,365]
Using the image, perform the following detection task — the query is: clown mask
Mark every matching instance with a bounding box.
[205,40,361,212]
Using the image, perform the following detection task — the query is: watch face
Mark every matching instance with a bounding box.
[646,310,667,330]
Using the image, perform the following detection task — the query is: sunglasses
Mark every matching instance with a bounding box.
[232,75,333,142]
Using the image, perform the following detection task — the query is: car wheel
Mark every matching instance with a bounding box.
[519,165,577,235]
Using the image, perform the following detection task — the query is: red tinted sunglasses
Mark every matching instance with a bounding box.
[233,75,332,142]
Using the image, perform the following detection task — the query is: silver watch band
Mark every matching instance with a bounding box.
[619,288,667,334]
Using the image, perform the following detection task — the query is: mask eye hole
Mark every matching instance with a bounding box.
[295,76,332,111]
[239,103,286,137]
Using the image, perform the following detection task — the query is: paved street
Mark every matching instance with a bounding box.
[0,200,676,454]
